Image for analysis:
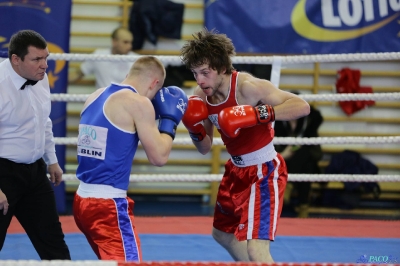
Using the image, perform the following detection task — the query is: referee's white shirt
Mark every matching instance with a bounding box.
[0,59,57,165]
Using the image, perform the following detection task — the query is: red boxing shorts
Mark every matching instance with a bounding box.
[73,192,141,261]
[213,148,287,241]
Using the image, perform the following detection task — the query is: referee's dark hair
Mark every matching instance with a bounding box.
[8,29,47,61]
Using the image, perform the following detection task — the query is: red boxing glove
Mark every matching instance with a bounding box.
[218,104,275,138]
[182,96,209,141]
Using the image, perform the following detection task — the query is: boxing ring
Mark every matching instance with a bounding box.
[1,52,400,265]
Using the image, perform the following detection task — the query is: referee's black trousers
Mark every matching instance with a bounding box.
[0,158,71,260]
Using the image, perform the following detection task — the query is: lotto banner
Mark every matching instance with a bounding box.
[0,0,72,213]
[205,0,400,54]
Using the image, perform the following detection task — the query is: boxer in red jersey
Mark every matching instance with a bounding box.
[180,28,310,262]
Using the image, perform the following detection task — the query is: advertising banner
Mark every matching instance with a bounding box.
[205,0,400,54]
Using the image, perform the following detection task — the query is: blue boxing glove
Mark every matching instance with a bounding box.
[152,86,188,139]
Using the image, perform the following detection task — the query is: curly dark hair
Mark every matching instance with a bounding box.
[180,28,236,74]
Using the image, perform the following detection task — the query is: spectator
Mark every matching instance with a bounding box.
[69,27,138,88]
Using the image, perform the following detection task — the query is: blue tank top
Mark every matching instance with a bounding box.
[76,84,139,190]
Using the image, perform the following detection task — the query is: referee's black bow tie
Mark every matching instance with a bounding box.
[20,79,38,90]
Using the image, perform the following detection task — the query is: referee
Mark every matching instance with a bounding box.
[0,30,71,260]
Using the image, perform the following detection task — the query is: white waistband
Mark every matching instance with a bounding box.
[230,142,277,167]
[77,181,127,199]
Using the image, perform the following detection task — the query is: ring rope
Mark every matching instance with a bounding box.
[48,52,400,64]
[56,136,400,146]
[60,173,400,182]
[51,92,400,103]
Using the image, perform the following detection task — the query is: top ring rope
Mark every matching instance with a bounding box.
[49,52,400,64]
[51,92,400,103]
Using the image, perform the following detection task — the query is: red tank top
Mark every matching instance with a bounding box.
[206,71,274,155]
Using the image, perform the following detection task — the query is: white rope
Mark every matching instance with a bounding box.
[50,92,400,102]
[60,174,400,182]
[300,93,400,102]
[271,137,400,145]
[49,52,400,65]
[52,94,88,102]
[56,136,400,146]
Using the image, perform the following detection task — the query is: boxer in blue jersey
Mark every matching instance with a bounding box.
[73,56,188,262]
